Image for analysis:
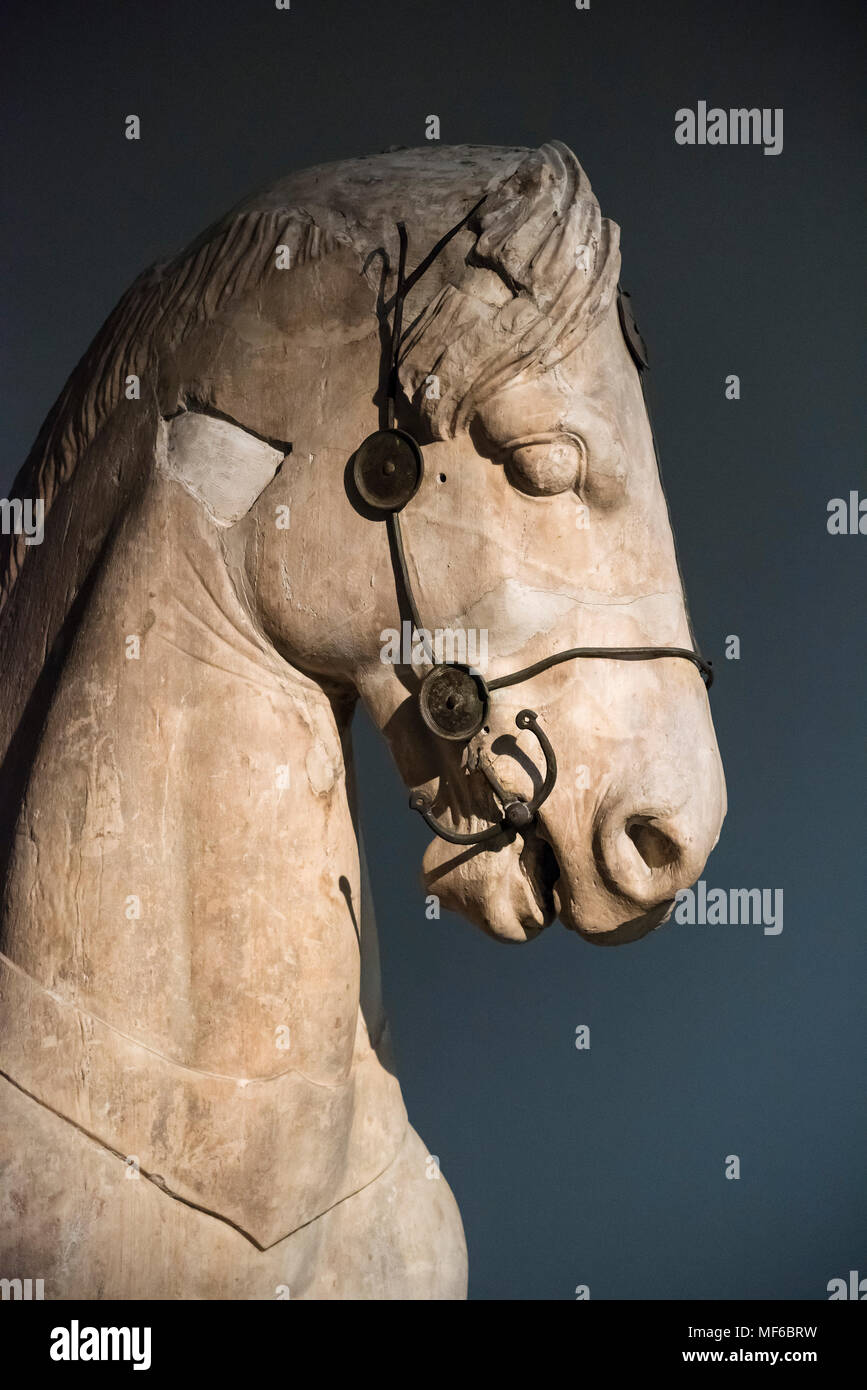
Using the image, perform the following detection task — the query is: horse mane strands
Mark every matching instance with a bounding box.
[0,209,346,611]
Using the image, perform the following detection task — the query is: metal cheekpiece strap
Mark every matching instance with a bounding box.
[410,711,557,845]
[354,212,714,846]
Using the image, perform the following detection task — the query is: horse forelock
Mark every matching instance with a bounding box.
[399,139,622,438]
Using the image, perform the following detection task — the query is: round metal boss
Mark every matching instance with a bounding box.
[418,665,489,742]
[353,428,423,512]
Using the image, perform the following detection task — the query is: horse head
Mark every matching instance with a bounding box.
[211,141,726,945]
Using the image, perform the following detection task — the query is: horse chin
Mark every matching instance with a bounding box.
[423,825,677,946]
[421,829,559,944]
[555,891,675,945]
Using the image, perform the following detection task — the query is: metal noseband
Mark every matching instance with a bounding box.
[353,211,714,847]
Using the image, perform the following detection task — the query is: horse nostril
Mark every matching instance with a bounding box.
[626,817,679,870]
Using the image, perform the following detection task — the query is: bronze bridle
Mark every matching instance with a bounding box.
[351,205,713,847]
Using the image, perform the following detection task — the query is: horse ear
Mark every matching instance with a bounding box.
[157,410,288,525]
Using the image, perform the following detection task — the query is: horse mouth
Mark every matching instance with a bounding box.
[519,830,561,927]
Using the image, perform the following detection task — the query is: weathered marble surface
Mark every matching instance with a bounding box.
[0,1076,465,1299]
[0,142,724,1298]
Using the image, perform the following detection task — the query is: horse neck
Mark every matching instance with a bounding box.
[1,471,389,1084]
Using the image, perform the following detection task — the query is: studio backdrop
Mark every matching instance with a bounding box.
[0,0,864,1300]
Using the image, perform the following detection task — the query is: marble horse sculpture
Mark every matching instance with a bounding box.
[0,142,726,1298]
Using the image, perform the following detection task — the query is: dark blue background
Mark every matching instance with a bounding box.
[1,0,864,1298]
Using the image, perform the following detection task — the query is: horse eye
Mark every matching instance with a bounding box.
[506,437,585,496]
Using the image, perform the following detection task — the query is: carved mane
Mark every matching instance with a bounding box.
[1,141,617,609]
[0,210,345,609]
